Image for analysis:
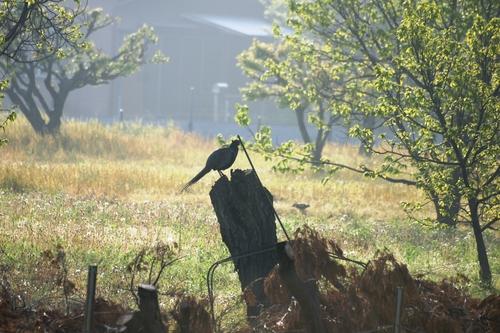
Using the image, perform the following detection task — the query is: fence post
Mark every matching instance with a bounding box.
[84,265,98,333]
[394,287,403,333]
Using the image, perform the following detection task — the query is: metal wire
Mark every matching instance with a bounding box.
[207,244,276,330]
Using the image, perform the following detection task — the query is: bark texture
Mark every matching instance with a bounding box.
[122,284,167,333]
[210,169,278,318]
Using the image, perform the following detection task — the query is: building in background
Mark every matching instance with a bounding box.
[63,0,286,126]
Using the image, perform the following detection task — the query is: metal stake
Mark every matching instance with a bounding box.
[394,287,403,333]
[84,265,98,333]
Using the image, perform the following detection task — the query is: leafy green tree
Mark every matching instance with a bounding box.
[0,0,85,142]
[237,39,344,164]
[0,0,84,62]
[1,8,167,134]
[238,0,500,284]
[238,1,382,164]
[370,0,499,284]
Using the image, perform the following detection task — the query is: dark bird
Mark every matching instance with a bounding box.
[292,203,310,213]
[181,139,240,193]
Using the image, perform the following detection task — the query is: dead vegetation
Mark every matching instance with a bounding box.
[258,227,499,332]
[1,226,499,332]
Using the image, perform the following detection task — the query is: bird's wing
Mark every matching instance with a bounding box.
[208,147,234,170]
[204,149,221,169]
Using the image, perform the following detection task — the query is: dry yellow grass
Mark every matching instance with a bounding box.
[1,115,496,314]
[1,116,432,223]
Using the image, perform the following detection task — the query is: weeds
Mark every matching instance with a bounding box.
[124,241,181,306]
[0,116,498,331]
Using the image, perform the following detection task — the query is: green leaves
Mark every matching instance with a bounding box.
[0,1,87,63]
[243,0,500,246]
[0,6,167,134]
[0,78,9,90]
[0,110,16,147]
[234,104,251,127]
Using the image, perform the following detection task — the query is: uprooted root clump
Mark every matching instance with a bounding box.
[260,226,499,332]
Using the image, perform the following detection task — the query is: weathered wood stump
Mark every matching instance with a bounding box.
[170,301,190,333]
[210,169,278,318]
[276,241,326,333]
[122,284,167,333]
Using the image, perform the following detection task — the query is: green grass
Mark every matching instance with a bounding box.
[0,116,498,330]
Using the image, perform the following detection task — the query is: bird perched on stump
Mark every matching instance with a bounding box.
[181,139,240,193]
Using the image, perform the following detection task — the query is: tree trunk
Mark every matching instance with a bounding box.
[313,126,331,167]
[312,103,337,166]
[45,75,70,134]
[5,84,48,135]
[428,167,462,227]
[469,199,492,284]
[209,169,278,319]
[295,105,312,143]
[431,192,460,227]
[5,64,68,135]
[46,100,64,134]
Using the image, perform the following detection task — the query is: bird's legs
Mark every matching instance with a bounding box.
[218,170,225,177]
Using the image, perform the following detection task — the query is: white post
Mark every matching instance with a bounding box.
[224,100,229,123]
[212,83,228,123]
[213,93,219,122]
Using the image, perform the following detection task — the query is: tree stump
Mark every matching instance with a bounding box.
[170,301,190,333]
[210,169,278,318]
[276,241,326,333]
[122,284,167,333]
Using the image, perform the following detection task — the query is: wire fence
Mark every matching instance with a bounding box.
[205,254,426,333]
[14,265,428,333]
[206,244,276,327]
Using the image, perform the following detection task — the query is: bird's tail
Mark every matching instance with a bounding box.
[180,168,210,193]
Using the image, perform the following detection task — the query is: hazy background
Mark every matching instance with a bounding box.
[7,0,356,143]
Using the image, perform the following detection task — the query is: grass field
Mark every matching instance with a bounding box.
[0,116,498,330]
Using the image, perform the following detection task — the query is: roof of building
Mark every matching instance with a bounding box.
[184,14,273,36]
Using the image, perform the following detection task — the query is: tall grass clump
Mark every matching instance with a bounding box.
[3,117,179,161]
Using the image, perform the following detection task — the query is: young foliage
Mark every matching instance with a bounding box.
[0,0,86,144]
[0,0,85,63]
[0,109,16,147]
[0,8,168,134]
[241,0,500,283]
